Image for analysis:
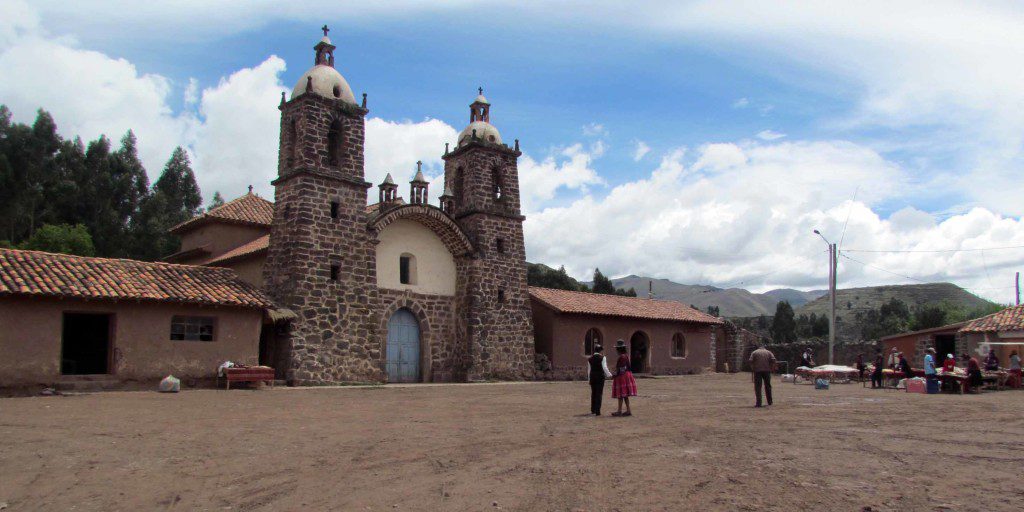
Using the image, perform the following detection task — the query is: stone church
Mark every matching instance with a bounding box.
[261,29,535,384]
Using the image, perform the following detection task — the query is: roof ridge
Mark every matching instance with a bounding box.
[0,247,235,273]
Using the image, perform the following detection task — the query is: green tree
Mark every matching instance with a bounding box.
[19,224,95,256]
[132,147,202,260]
[208,191,225,210]
[771,301,797,343]
[526,263,582,291]
[591,268,616,295]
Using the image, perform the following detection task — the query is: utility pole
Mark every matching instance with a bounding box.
[814,229,837,365]
[1016,271,1020,306]
[829,243,837,365]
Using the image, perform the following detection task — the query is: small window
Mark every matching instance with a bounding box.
[584,328,602,356]
[495,238,505,254]
[171,316,216,342]
[497,289,505,303]
[399,254,417,285]
[330,201,339,219]
[330,264,339,281]
[492,168,503,200]
[672,333,686,358]
[332,85,341,98]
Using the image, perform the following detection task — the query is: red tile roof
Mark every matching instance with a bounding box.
[0,248,273,309]
[205,235,270,265]
[880,321,967,341]
[529,286,724,324]
[960,305,1024,333]
[170,193,274,234]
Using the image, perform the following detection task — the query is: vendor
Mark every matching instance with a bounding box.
[983,349,1000,371]
[897,352,913,376]
[942,353,956,372]
[1009,350,1022,389]
[923,348,937,382]
[801,348,815,368]
[962,353,983,394]
[887,347,899,369]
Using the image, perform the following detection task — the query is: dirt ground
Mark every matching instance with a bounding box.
[1,374,1023,512]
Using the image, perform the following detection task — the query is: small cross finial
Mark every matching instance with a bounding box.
[248,184,253,194]
[322,25,330,37]
[417,160,422,170]
[478,86,483,96]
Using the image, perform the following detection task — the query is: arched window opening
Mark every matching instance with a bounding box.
[287,119,299,168]
[495,238,505,254]
[584,328,603,356]
[332,85,341,98]
[399,253,417,285]
[672,333,686,358]
[327,118,344,167]
[492,168,503,200]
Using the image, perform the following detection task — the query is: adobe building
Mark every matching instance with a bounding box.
[880,322,965,364]
[0,248,273,388]
[958,305,1024,362]
[530,287,724,378]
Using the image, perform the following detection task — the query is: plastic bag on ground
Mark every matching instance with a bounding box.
[159,375,180,393]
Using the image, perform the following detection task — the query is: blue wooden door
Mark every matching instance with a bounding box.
[386,309,420,383]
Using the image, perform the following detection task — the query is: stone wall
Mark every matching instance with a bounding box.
[444,141,535,380]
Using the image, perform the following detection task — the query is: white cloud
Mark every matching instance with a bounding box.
[581,122,606,137]
[183,78,200,106]
[731,97,749,109]
[632,140,651,161]
[756,129,786,141]
[519,142,605,212]
[525,138,1024,303]
[364,117,458,200]
[191,57,288,199]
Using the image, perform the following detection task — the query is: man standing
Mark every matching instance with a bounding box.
[587,344,612,415]
[749,344,777,407]
[800,348,815,368]
[924,347,937,392]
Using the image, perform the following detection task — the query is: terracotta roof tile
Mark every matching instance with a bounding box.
[170,193,274,234]
[960,305,1024,333]
[0,248,273,309]
[205,235,270,265]
[529,286,724,324]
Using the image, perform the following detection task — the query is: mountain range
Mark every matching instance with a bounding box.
[604,275,827,317]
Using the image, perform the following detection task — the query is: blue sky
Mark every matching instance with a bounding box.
[2,1,1023,302]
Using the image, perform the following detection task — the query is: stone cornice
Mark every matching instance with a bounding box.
[272,167,372,189]
[443,140,521,159]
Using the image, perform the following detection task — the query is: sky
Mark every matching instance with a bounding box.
[1,0,1023,303]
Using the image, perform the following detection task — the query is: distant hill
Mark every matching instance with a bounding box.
[604,275,789,317]
[764,288,828,308]
[796,283,997,320]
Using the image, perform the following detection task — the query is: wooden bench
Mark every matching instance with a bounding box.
[221,366,275,390]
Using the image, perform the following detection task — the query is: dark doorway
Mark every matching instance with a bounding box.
[61,313,111,375]
[630,331,649,373]
[935,334,956,360]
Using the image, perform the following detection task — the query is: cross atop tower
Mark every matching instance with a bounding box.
[478,86,483,96]
[322,25,330,37]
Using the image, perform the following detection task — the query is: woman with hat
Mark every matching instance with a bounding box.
[611,339,638,417]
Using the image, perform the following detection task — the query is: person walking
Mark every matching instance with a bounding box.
[611,340,637,417]
[587,344,612,415]
[749,344,777,407]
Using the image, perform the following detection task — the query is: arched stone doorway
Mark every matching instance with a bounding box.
[630,331,649,373]
[386,308,421,383]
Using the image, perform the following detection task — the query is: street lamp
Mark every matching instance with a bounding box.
[813,229,837,365]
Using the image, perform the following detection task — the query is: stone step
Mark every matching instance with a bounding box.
[54,375,124,392]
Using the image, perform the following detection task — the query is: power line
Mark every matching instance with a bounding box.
[837,186,858,252]
[843,244,1024,253]
[839,253,930,283]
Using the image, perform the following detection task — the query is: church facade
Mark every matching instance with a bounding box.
[261,30,535,384]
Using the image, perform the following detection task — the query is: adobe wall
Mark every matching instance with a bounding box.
[537,309,715,379]
[177,223,268,263]
[0,297,261,387]
[376,219,458,296]
[222,255,266,288]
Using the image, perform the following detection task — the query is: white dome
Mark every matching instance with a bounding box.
[474,93,489,104]
[291,65,357,104]
[458,121,502,145]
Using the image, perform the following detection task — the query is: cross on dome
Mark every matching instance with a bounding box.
[322,25,330,37]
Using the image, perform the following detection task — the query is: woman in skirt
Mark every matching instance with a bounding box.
[611,339,637,417]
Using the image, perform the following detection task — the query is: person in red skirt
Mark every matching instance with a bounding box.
[611,339,637,417]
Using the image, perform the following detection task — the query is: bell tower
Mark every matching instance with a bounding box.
[442,90,534,380]
[263,27,381,385]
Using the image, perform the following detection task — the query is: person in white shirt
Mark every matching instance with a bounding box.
[587,345,613,415]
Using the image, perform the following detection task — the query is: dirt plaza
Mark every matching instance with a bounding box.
[1,374,1022,511]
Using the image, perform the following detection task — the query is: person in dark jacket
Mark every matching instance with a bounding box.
[587,345,612,415]
[749,344,777,407]
[871,352,885,389]
[897,352,913,376]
